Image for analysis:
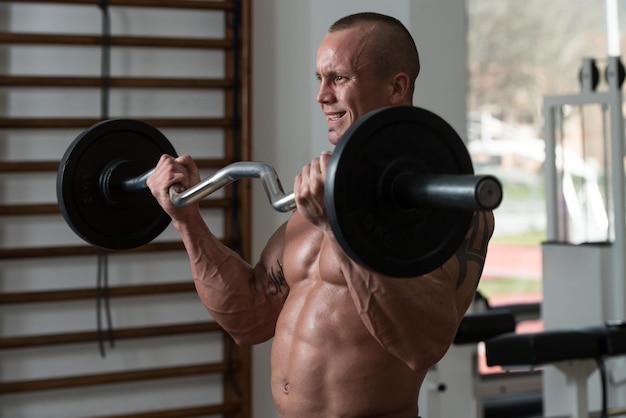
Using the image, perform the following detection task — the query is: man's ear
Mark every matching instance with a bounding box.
[388,73,411,105]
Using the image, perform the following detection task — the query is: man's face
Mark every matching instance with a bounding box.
[315,28,392,145]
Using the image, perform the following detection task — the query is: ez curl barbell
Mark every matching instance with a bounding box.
[57,106,502,278]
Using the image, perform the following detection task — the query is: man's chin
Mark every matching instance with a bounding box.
[328,126,346,144]
[328,132,342,145]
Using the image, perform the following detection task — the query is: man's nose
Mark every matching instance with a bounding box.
[316,79,334,104]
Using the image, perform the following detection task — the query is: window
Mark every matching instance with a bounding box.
[467,0,617,310]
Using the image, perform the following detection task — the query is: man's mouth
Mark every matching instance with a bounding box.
[327,112,345,121]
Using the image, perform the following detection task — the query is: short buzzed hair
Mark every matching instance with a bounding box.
[329,12,420,96]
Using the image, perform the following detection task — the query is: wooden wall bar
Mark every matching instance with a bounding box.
[0,1,252,417]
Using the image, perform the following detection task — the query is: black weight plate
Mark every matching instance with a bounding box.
[325,106,474,278]
[57,119,177,250]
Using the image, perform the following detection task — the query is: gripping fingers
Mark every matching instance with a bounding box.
[319,151,331,179]
[147,154,197,202]
[295,151,333,201]
[174,154,201,185]
[293,152,334,227]
[304,159,323,197]
[308,151,332,190]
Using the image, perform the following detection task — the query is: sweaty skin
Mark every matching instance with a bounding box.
[269,210,493,417]
[147,18,495,418]
[148,151,494,417]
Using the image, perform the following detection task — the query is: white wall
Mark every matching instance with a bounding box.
[251,1,467,416]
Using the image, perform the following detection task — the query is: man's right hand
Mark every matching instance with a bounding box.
[146,154,202,222]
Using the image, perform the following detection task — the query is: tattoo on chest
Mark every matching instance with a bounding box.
[267,260,286,296]
[455,211,491,289]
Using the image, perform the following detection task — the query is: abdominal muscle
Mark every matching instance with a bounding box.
[270,228,423,417]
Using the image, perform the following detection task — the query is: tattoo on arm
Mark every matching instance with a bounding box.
[267,260,286,296]
[454,211,491,289]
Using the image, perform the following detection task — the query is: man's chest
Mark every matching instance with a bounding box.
[282,215,344,286]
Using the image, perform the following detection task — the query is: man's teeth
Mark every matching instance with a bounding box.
[329,114,342,120]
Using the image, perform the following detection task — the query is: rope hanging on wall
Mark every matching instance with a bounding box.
[97,0,115,358]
